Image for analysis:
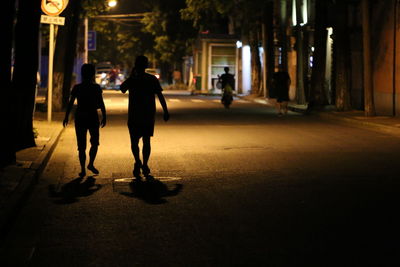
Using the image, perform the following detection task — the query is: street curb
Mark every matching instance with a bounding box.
[0,125,65,239]
[316,112,400,136]
[244,96,400,136]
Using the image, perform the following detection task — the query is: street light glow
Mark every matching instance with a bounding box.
[108,0,117,7]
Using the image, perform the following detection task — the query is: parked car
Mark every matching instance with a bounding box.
[95,63,113,88]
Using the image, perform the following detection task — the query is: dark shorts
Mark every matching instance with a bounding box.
[276,88,289,103]
[128,122,154,139]
[75,123,100,151]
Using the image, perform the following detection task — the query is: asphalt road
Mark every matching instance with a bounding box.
[1,91,400,266]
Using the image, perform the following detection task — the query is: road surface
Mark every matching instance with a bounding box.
[1,91,399,266]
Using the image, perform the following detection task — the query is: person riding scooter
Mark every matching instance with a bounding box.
[218,67,235,108]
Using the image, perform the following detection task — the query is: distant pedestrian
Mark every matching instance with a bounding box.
[120,55,169,178]
[63,64,107,177]
[172,69,181,84]
[273,71,291,116]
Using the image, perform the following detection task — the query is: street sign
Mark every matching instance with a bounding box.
[88,31,97,51]
[41,0,68,16]
[40,15,65,26]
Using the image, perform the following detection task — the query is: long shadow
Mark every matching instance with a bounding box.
[49,176,102,204]
[120,176,183,205]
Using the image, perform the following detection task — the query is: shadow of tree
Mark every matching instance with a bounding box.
[121,176,183,204]
[49,176,102,204]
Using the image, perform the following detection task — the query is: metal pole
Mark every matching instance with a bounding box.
[47,23,54,122]
[84,17,88,63]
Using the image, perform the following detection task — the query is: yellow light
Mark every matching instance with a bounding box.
[108,0,117,7]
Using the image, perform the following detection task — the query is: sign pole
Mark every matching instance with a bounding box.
[84,17,88,63]
[41,0,68,122]
[47,23,54,122]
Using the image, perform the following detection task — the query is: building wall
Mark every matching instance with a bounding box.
[194,37,238,92]
[372,0,399,116]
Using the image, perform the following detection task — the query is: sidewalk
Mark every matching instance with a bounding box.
[0,111,64,238]
[243,94,400,137]
[287,102,400,136]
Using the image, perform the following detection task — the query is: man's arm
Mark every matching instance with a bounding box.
[156,91,169,121]
[99,92,107,128]
[63,94,76,127]
[120,77,130,94]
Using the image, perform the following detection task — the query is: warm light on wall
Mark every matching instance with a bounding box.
[292,0,308,26]
[242,45,251,94]
[301,0,308,26]
[292,0,297,26]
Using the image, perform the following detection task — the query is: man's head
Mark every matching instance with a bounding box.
[135,55,149,71]
[224,67,230,73]
[81,63,95,81]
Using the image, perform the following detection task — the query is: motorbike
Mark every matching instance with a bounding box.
[221,84,233,109]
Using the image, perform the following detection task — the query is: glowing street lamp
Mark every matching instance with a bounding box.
[108,0,117,8]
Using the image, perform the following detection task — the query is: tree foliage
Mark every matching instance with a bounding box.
[90,20,154,69]
[141,0,197,66]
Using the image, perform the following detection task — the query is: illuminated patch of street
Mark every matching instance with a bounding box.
[191,99,204,103]
[112,177,182,193]
[168,98,181,102]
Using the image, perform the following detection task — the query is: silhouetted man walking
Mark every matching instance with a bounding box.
[63,64,107,177]
[120,56,169,178]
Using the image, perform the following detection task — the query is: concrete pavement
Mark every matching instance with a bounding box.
[1,92,400,242]
[0,112,64,238]
[242,94,400,136]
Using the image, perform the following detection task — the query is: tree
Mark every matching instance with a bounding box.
[334,0,351,111]
[90,19,155,71]
[0,0,16,167]
[307,0,329,111]
[12,0,42,151]
[52,0,109,111]
[141,0,197,67]
[362,0,375,116]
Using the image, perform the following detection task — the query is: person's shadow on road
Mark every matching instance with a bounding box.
[49,176,102,204]
[121,176,183,205]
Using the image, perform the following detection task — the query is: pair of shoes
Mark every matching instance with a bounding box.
[142,165,151,177]
[133,162,142,177]
[277,112,283,117]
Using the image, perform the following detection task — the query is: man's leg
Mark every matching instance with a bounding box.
[131,136,141,164]
[282,101,288,115]
[128,127,141,163]
[75,126,87,177]
[131,136,142,177]
[129,127,142,177]
[87,127,100,174]
[142,136,151,170]
[276,101,282,115]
